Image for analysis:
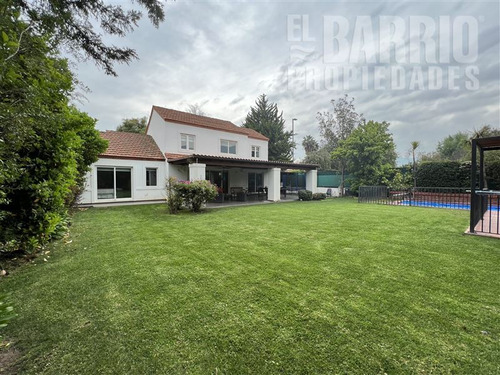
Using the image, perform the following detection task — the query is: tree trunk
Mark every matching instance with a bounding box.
[340,164,345,197]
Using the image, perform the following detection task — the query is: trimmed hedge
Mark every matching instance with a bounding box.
[298,190,313,201]
[486,163,500,190]
[415,160,500,189]
[415,162,471,187]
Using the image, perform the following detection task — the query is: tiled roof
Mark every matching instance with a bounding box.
[168,153,318,170]
[99,131,165,161]
[165,152,191,161]
[151,106,269,141]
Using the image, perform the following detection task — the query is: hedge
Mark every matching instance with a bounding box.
[415,162,471,187]
[415,161,500,189]
[298,190,313,201]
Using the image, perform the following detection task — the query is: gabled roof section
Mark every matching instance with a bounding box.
[99,131,165,161]
[151,105,269,141]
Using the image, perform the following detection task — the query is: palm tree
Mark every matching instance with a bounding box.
[411,141,420,190]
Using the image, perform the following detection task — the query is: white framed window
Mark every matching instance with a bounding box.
[220,140,237,155]
[181,134,195,151]
[97,167,132,200]
[146,168,157,186]
[251,146,260,158]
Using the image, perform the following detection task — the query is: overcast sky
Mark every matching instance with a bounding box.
[73,0,500,163]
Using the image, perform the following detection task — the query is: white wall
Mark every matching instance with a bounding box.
[80,158,167,204]
[316,187,342,197]
[167,163,188,181]
[147,110,269,160]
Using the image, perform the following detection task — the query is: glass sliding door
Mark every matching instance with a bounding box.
[97,167,132,200]
[97,168,115,199]
[248,172,264,193]
[115,168,132,198]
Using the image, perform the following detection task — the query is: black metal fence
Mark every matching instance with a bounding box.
[471,191,500,236]
[358,186,471,209]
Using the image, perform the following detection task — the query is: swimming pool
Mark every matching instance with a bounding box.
[400,200,500,211]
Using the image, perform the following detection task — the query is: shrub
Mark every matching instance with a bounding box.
[312,193,326,200]
[165,177,183,214]
[298,190,313,201]
[170,180,217,213]
[0,14,107,254]
[486,161,500,190]
[415,161,471,187]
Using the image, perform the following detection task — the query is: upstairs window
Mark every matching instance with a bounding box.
[181,134,195,151]
[220,140,237,155]
[146,168,157,186]
[251,146,260,158]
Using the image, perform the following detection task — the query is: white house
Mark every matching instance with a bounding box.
[80,106,317,205]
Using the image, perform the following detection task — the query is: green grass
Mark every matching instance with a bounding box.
[1,199,499,374]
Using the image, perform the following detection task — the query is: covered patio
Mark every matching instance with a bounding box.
[469,136,500,238]
[167,154,318,202]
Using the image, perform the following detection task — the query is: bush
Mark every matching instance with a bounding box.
[0,13,107,254]
[168,179,217,213]
[165,177,183,214]
[312,193,326,200]
[415,161,471,187]
[298,190,313,201]
[486,161,500,190]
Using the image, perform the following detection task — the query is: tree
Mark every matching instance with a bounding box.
[303,148,335,170]
[317,95,364,194]
[0,3,107,253]
[332,121,397,193]
[470,125,500,140]
[186,104,206,116]
[243,94,294,162]
[411,141,420,189]
[16,0,165,75]
[116,117,147,133]
[302,135,319,154]
[436,132,469,161]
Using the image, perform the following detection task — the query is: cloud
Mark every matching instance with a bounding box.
[73,0,499,163]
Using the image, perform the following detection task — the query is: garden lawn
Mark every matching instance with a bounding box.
[1,198,499,374]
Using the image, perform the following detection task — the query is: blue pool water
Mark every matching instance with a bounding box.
[400,201,470,210]
[401,200,500,211]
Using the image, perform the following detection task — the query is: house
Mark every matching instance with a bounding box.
[80,106,318,205]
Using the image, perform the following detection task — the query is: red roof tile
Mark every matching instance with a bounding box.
[151,106,269,141]
[165,152,191,161]
[99,131,165,161]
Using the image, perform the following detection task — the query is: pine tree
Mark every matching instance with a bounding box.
[243,94,294,162]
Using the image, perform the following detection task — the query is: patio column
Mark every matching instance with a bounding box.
[306,169,317,193]
[189,163,206,181]
[265,168,281,201]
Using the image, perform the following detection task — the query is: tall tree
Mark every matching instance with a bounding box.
[116,117,147,133]
[317,94,364,194]
[1,3,107,253]
[302,135,319,154]
[303,148,335,170]
[436,132,469,161]
[332,121,397,193]
[16,0,165,75]
[243,94,294,162]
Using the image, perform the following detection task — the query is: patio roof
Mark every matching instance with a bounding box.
[167,153,318,170]
[475,136,500,151]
